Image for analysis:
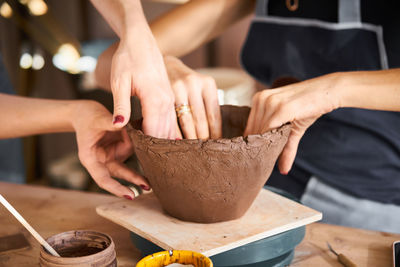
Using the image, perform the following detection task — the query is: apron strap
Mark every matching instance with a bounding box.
[338,0,361,23]
[255,0,269,17]
[255,0,361,24]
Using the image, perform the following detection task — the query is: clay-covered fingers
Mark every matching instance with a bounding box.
[187,78,210,140]
[202,77,222,139]
[174,81,197,139]
[140,92,177,139]
[245,91,268,135]
[245,90,285,135]
[278,118,316,174]
[278,129,303,175]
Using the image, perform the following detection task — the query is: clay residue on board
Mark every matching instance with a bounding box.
[128,105,290,223]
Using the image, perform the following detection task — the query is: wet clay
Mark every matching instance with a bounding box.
[129,105,290,223]
[58,245,104,257]
[39,230,116,267]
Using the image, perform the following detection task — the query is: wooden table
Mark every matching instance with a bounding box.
[0,182,398,266]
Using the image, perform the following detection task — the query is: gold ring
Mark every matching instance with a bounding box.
[175,104,191,118]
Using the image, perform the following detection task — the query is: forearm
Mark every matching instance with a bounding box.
[334,69,400,111]
[151,0,255,57]
[0,94,87,139]
[94,0,255,90]
[95,42,117,91]
[90,0,147,38]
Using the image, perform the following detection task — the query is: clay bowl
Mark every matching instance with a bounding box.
[128,105,290,223]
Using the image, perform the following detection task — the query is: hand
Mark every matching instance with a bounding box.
[164,56,222,139]
[110,26,178,139]
[72,101,149,199]
[244,74,341,174]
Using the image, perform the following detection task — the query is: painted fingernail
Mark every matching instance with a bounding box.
[140,185,150,191]
[123,195,133,200]
[113,115,124,124]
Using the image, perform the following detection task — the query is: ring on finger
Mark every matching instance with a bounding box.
[175,103,192,118]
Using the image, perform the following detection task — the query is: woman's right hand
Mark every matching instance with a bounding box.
[164,56,222,140]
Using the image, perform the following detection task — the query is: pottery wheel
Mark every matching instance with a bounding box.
[96,187,321,260]
[129,186,305,267]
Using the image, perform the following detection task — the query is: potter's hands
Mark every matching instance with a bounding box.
[73,101,149,199]
[244,74,341,174]
[164,56,222,139]
[110,31,179,140]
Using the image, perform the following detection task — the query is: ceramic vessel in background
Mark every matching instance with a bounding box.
[39,230,116,267]
[129,105,290,223]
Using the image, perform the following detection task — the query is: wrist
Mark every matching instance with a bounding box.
[69,100,99,132]
[328,71,362,109]
[324,72,350,110]
[120,2,149,40]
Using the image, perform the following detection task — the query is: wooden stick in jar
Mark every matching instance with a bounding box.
[0,194,60,257]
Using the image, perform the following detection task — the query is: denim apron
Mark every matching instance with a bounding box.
[241,0,400,233]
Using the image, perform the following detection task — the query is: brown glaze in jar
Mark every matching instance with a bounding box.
[39,230,116,267]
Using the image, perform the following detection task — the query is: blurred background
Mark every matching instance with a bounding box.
[0,0,257,192]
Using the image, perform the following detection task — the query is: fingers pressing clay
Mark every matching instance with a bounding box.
[278,131,302,175]
[111,73,131,128]
[188,88,210,140]
[202,79,222,139]
[173,82,197,139]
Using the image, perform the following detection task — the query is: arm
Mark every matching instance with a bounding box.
[89,0,146,38]
[95,0,255,139]
[245,69,400,174]
[95,0,255,90]
[90,0,178,139]
[151,0,256,57]
[0,93,149,199]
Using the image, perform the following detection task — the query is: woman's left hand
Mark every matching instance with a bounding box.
[244,74,341,174]
[72,101,149,199]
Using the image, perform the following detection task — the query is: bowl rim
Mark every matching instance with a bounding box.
[129,123,291,149]
[136,249,213,267]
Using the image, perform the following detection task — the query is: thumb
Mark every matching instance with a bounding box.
[112,75,131,128]
[278,129,305,175]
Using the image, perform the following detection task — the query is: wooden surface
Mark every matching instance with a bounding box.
[0,182,398,266]
[96,189,322,256]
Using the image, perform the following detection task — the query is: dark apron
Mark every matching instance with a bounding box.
[242,0,388,83]
[240,0,400,205]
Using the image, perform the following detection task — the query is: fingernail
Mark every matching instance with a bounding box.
[140,185,150,191]
[123,195,133,200]
[176,138,182,140]
[113,115,124,124]
[280,171,288,175]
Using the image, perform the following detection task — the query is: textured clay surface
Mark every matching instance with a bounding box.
[129,105,290,223]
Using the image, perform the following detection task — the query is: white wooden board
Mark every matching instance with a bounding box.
[96,189,322,256]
